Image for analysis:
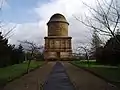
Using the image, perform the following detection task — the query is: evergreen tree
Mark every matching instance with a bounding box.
[96,35,120,65]
[103,35,120,65]
[90,30,102,59]
[0,32,10,67]
[17,44,25,63]
[0,32,25,67]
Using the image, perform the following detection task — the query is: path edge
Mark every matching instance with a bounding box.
[1,61,47,89]
[70,62,119,89]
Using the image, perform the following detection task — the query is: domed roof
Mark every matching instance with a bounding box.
[47,13,69,24]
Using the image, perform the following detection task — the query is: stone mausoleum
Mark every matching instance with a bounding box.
[44,13,72,60]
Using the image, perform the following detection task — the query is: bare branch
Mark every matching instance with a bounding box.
[75,0,120,42]
[113,11,120,33]
[3,25,16,38]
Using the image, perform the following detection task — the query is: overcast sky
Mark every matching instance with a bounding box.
[1,0,98,50]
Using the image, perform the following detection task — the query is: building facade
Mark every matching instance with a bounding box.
[44,13,72,60]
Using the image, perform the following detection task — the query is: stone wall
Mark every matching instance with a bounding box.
[44,51,72,60]
[48,22,68,36]
[44,37,72,60]
[44,37,72,51]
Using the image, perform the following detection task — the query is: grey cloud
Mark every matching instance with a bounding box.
[9,22,45,46]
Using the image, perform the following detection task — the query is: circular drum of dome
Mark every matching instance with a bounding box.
[47,13,69,36]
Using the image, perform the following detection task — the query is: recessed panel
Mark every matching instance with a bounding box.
[60,52,70,58]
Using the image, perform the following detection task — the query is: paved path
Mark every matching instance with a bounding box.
[3,61,119,90]
[63,62,119,90]
[43,62,75,90]
[3,62,55,90]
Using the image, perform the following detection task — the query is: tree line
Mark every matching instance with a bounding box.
[0,32,44,68]
[0,32,25,67]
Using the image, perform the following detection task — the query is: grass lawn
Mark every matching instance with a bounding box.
[0,60,45,86]
[71,60,120,88]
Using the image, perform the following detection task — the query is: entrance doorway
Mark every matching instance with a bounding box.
[57,52,60,60]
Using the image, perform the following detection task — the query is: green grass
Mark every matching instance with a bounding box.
[71,61,120,87]
[0,60,45,86]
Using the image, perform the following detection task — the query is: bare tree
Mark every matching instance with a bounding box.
[77,44,91,67]
[75,0,120,43]
[20,40,43,73]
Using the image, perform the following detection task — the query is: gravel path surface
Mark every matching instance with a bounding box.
[3,62,55,90]
[63,62,119,90]
[43,62,75,90]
